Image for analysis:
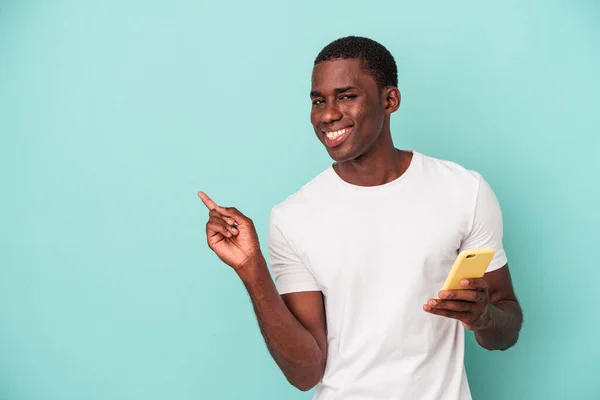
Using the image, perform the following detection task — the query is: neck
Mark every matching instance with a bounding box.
[333,128,412,187]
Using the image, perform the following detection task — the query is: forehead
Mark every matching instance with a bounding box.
[311,59,377,92]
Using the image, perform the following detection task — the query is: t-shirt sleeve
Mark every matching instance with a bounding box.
[459,173,508,272]
[267,208,321,295]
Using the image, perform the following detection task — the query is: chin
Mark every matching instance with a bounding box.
[326,146,361,163]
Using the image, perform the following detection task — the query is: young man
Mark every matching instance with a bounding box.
[199,36,523,399]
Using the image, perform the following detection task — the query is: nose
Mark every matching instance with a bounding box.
[320,102,343,125]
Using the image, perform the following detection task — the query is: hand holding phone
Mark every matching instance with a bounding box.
[423,248,495,330]
[439,248,495,293]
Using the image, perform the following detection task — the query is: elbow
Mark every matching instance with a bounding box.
[293,380,318,392]
[290,375,321,392]
[500,332,521,351]
[476,331,521,351]
[286,362,325,392]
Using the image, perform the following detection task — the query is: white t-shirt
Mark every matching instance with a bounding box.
[267,150,507,400]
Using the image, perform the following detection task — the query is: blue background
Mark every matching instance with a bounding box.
[1,1,599,399]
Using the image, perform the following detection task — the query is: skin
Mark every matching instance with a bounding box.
[423,267,523,350]
[309,59,410,186]
[198,193,326,391]
[199,58,523,391]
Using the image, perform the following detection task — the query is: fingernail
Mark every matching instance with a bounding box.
[461,279,469,286]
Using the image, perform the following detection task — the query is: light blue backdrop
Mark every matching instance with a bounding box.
[1,1,599,399]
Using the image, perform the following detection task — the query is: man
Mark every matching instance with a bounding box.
[198,36,523,399]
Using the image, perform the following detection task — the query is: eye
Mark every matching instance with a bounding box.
[312,99,324,106]
[339,94,357,101]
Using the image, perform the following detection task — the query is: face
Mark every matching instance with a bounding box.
[310,58,400,162]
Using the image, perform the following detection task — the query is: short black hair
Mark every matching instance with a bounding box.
[314,36,398,88]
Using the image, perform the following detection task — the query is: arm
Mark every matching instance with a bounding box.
[197,192,327,391]
[423,174,523,350]
[473,264,523,350]
[238,257,327,390]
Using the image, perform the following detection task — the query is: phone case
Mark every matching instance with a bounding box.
[439,248,495,293]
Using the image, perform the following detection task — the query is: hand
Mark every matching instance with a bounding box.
[198,191,261,271]
[423,278,493,331]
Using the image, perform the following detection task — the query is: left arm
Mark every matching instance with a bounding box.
[423,172,523,350]
[424,263,523,351]
[473,263,522,350]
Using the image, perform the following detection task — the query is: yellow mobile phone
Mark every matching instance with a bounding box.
[439,248,495,293]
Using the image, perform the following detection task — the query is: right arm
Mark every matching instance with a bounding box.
[238,258,327,391]
[197,192,327,391]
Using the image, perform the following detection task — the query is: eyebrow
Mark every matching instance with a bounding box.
[310,86,357,98]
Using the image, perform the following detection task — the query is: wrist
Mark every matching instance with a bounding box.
[236,253,268,283]
[473,304,494,332]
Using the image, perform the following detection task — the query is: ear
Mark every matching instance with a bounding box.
[383,87,401,114]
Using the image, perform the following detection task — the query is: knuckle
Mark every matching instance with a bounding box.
[467,311,479,320]
[207,220,223,230]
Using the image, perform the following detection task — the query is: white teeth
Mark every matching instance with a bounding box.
[325,128,347,140]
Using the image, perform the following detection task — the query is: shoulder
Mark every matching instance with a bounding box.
[415,151,484,187]
[411,151,497,218]
[415,150,503,219]
[412,151,494,207]
[269,166,335,227]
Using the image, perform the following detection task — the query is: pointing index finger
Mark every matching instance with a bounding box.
[198,191,218,211]
[198,192,242,226]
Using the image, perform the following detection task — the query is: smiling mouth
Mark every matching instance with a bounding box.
[324,127,350,139]
[322,127,352,147]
